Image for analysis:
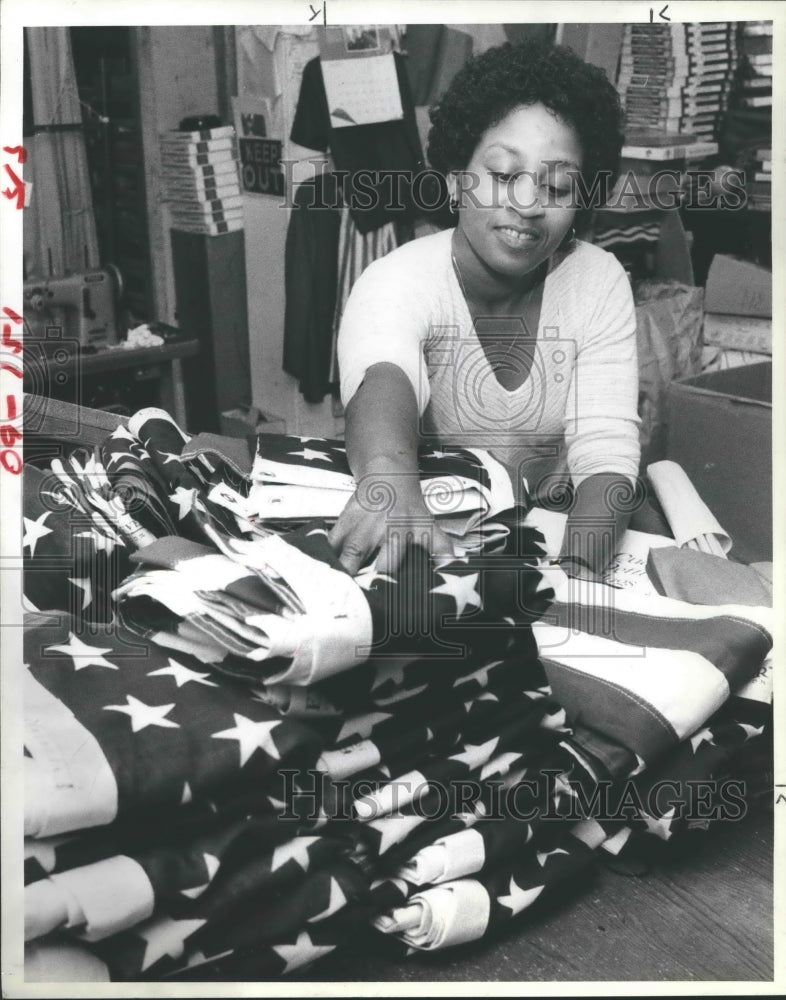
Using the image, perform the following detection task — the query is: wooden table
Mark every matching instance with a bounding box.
[23,334,199,430]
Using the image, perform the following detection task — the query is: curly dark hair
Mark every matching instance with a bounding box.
[427,40,625,220]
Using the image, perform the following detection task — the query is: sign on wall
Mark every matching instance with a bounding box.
[238,138,285,196]
[232,96,285,197]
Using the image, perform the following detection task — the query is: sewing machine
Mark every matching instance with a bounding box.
[23,266,124,349]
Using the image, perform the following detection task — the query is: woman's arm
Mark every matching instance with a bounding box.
[345,362,421,479]
[559,472,634,578]
[329,363,453,575]
[562,253,642,578]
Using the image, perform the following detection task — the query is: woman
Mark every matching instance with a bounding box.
[330,40,641,579]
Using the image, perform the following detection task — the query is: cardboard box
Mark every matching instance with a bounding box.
[704,254,772,317]
[666,362,772,563]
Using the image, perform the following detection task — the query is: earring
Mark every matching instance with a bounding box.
[558,225,577,251]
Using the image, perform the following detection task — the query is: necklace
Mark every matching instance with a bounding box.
[451,251,541,365]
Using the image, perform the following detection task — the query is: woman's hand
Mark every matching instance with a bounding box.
[333,363,455,576]
[329,469,454,576]
[559,473,637,583]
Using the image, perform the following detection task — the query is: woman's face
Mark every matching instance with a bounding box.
[449,102,583,280]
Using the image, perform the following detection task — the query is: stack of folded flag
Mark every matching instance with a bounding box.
[243,433,515,546]
[20,405,773,982]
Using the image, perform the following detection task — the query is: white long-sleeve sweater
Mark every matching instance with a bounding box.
[338,227,640,500]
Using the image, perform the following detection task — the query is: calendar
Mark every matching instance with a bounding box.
[321,53,404,128]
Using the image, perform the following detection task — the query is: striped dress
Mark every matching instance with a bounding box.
[338,227,640,501]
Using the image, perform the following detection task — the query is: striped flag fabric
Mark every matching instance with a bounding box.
[534,573,772,774]
[20,404,773,981]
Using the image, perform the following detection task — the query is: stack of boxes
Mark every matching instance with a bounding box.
[610,22,774,567]
[617,22,738,141]
[736,20,773,112]
[160,124,244,235]
[603,22,740,280]
[747,146,772,211]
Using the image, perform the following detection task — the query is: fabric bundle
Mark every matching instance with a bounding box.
[113,513,551,688]
[23,463,131,625]
[21,405,773,981]
[244,430,515,540]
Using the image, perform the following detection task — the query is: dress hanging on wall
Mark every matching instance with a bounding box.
[290,52,425,234]
[283,46,421,403]
[282,173,399,404]
[282,174,342,404]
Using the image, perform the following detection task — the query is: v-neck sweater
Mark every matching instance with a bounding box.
[337,227,640,500]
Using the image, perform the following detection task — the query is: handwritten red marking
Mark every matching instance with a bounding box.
[2,145,27,163]
[0,449,23,474]
[2,164,26,209]
[2,322,23,355]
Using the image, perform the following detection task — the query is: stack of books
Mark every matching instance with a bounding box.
[160,125,244,235]
[736,21,772,110]
[617,22,738,141]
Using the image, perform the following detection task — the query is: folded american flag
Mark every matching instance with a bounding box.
[113,510,553,687]
[23,614,323,841]
[22,465,129,624]
[534,573,773,775]
[20,405,774,982]
[246,435,515,534]
[23,606,772,978]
